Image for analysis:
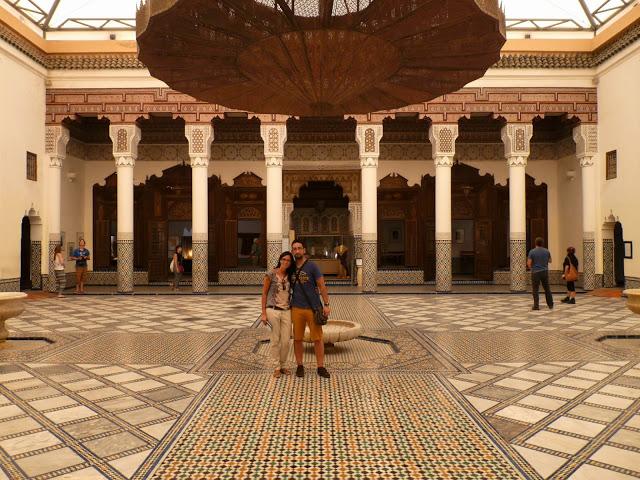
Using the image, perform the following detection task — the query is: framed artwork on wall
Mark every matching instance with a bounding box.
[624,241,633,259]
[455,229,465,244]
[68,242,75,257]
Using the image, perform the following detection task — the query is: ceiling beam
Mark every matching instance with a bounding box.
[577,0,599,30]
[43,0,62,30]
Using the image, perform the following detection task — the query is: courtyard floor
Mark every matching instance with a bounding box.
[0,292,639,479]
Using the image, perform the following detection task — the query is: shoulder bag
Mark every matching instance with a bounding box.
[565,256,578,282]
[293,261,328,326]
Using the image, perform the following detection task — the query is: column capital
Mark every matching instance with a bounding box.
[429,124,458,160]
[360,156,378,168]
[579,156,595,168]
[260,123,287,164]
[501,123,533,163]
[45,125,69,159]
[265,156,284,167]
[573,124,598,161]
[185,124,214,167]
[355,124,383,159]
[48,156,63,169]
[109,124,141,166]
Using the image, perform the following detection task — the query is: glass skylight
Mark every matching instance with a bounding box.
[2,0,634,31]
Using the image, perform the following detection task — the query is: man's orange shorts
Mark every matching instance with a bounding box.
[292,307,323,342]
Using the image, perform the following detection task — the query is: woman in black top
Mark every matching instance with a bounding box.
[562,246,579,304]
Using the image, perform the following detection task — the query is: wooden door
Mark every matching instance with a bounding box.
[147,221,167,282]
[223,219,238,268]
[94,220,110,269]
[474,220,493,280]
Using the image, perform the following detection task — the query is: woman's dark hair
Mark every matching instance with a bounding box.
[54,244,62,254]
[567,246,576,255]
[276,251,296,279]
[175,245,182,253]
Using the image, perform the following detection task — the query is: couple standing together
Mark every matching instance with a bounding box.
[260,239,331,379]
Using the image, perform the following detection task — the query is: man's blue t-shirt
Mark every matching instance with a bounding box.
[72,248,90,267]
[528,247,551,273]
[291,261,323,309]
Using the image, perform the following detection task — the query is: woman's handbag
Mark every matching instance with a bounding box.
[293,262,328,326]
[565,257,578,282]
[169,258,175,273]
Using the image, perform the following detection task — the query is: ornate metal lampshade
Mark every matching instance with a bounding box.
[137,0,506,116]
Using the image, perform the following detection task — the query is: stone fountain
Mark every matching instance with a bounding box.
[0,292,27,343]
[303,320,363,344]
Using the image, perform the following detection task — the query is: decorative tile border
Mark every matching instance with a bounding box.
[378,269,424,285]
[625,277,640,289]
[85,271,149,286]
[216,270,265,286]
[0,278,20,292]
[494,270,569,286]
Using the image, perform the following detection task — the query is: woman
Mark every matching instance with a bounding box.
[562,246,579,304]
[260,251,295,378]
[53,244,66,298]
[171,245,184,291]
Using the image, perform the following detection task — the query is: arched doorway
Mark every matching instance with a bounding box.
[20,216,32,290]
[291,181,351,278]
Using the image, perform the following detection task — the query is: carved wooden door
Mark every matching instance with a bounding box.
[474,220,493,280]
[94,220,110,269]
[147,221,167,282]
[223,220,238,268]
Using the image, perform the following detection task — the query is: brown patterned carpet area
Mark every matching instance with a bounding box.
[147,373,531,479]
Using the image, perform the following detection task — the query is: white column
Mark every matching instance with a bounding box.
[109,124,141,294]
[574,124,599,290]
[260,123,287,269]
[501,123,533,292]
[429,124,458,292]
[45,125,69,292]
[355,124,382,293]
[186,124,214,293]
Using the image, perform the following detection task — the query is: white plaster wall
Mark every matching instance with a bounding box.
[60,154,86,268]
[556,154,585,269]
[0,44,46,282]
[597,44,640,279]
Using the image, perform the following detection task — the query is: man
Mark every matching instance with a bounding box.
[70,238,90,294]
[291,239,331,378]
[527,237,553,310]
[250,238,262,266]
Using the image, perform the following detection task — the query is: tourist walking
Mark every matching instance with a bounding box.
[53,244,66,298]
[70,239,90,294]
[260,251,295,378]
[170,245,184,291]
[290,239,331,379]
[527,237,554,310]
[562,246,579,304]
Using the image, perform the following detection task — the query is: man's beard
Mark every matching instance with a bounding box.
[294,253,303,259]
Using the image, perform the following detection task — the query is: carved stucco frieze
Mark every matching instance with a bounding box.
[283,171,360,202]
[355,124,383,159]
[573,124,598,162]
[260,124,287,165]
[265,156,283,167]
[429,124,458,158]
[45,125,69,168]
[501,124,533,161]
[185,124,214,167]
[109,124,141,167]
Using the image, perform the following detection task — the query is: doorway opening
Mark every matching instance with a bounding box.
[292,181,351,278]
[20,216,32,290]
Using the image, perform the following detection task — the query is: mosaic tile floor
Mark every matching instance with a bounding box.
[0,292,638,479]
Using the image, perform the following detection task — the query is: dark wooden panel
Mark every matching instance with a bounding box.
[475,219,493,280]
[148,221,167,282]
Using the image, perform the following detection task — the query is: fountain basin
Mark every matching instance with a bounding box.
[303,320,363,344]
[623,289,640,315]
[0,292,27,343]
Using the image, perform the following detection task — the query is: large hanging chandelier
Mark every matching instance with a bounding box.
[137,0,506,116]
